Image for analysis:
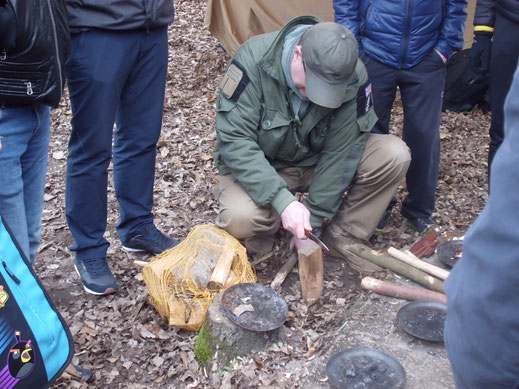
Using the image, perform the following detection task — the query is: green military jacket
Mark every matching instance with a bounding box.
[214,16,378,227]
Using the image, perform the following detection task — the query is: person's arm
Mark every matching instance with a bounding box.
[303,63,377,228]
[333,0,361,40]
[216,47,297,223]
[0,0,17,50]
[434,0,468,60]
[469,0,496,74]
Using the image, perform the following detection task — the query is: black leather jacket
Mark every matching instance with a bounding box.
[0,0,69,108]
[474,0,519,26]
[66,0,174,34]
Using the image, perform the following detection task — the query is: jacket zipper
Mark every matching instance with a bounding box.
[401,0,413,68]
[46,0,63,94]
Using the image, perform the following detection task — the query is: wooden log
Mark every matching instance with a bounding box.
[271,252,298,290]
[223,269,236,288]
[298,245,323,303]
[361,277,447,304]
[347,244,445,293]
[207,247,235,291]
[388,247,450,280]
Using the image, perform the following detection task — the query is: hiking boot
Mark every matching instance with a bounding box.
[122,223,179,254]
[375,208,393,232]
[322,225,383,275]
[405,216,436,234]
[74,256,118,296]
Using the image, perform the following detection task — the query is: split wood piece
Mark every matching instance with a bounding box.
[223,269,236,288]
[361,277,447,304]
[133,260,148,267]
[270,252,298,290]
[298,245,324,303]
[250,251,274,266]
[388,247,450,280]
[409,231,439,258]
[347,244,445,293]
[207,247,235,291]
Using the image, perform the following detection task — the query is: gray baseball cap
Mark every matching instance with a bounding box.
[301,22,358,109]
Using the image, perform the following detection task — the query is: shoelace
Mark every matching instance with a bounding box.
[82,257,111,278]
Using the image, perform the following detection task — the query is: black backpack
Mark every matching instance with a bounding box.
[443,49,489,113]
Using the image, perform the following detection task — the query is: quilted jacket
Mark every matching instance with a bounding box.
[334,0,467,69]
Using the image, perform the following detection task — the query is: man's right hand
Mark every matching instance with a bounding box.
[280,200,312,239]
[469,31,492,74]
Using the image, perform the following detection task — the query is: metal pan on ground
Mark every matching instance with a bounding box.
[326,348,406,389]
[437,240,463,268]
[221,283,288,332]
[397,301,447,342]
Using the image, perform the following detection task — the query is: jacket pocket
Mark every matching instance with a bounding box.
[0,71,43,97]
[309,115,331,153]
[216,96,236,113]
[257,106,291,158]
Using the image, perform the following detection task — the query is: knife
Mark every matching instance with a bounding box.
[305,231,330,253]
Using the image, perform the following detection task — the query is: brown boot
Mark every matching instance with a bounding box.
[322,225,383,275]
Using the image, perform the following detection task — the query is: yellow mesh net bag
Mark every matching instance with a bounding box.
[142,224,256,331]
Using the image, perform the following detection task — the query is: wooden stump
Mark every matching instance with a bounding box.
[194,293,280,367]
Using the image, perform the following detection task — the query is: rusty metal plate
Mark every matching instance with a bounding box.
[397,301,447,342]
[326,348,406,389]
[437,240,463,268]
[221,283,288,332]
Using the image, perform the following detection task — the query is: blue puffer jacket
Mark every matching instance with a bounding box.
[334,0,467,69]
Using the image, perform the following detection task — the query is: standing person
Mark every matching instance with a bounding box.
[444,63,519,389]
[334,0,467,233]
[214,16,411,274]
[469,0,519,183]
[0,0,69,263]
[65,0,179,296]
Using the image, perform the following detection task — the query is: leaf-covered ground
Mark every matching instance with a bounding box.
[37,1,489,387]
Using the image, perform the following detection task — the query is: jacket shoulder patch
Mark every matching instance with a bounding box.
[219,61,250,102]
[356,81,373,117]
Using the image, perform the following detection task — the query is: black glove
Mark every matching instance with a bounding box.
[469,31,492,74]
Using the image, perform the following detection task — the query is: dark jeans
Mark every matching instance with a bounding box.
[362,50,445,219]
[65,27,168,260]
[488,13,519,179]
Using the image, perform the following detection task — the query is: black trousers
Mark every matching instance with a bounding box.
[488,13,519,177]
[363,50,445,220]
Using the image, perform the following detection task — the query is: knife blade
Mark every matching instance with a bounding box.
[305,231,330,253]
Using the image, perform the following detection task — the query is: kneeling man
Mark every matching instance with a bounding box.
[213,16,411,274]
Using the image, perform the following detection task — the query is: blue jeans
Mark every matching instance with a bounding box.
[65,27,168,260]
[0,103,50,263]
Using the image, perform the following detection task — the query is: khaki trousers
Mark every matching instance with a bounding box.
[215,134,410,255]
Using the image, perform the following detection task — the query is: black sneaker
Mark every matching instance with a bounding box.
[375,209,393,232]
[74,256,118,296]
[405,216,436,234]
[122,223,179,254]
